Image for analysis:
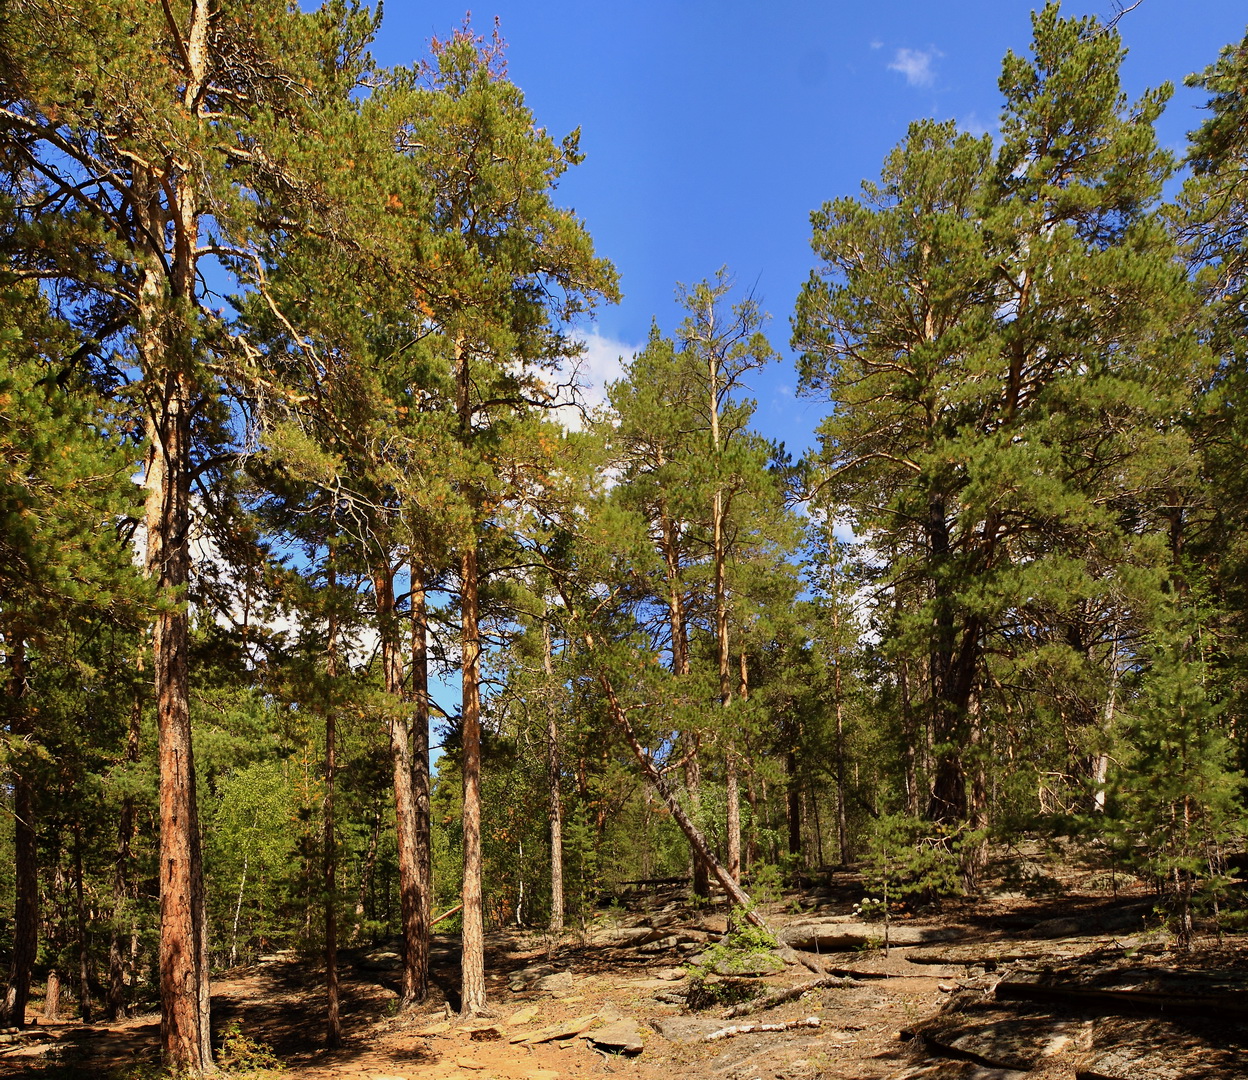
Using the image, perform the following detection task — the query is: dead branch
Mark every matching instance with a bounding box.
[723,976,862,1019]
[705,1016,821,1041]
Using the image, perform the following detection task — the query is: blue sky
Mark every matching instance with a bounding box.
[367,1,1248,459]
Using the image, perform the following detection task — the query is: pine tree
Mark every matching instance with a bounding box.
[795,7,1200,866]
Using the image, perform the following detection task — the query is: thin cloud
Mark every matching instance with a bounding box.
[553,329,640,431]
[888,46,940,88]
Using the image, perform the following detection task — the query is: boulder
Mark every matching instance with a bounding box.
[534,971,575,992]
[587,1019,645,1054]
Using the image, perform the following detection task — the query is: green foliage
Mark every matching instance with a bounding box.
[1103,607,1246,944]
[217,1021,284,1075]
[862,814,983,904]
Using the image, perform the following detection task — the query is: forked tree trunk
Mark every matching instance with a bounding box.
[544,620,564,933]
[2,637,36,1029]
[373,569,427,1007]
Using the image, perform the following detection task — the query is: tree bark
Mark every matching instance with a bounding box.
[726,649,748,881]
[456,336,487,1016]
[74,821,93,1023]
[829,599,851,866]
[373,568,426,1007]
[589,656,769,932]
[43,970,60,1022]
[324,554,342,1048]
[109,658,142,1020]
[543,619,564,933]
[786,749,802,862]
[135,28,214,1057]
[2,637,36,1029]
[459,544,487,1014]
[409,566,433,979]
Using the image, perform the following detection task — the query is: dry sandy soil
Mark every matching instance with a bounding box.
[1,872,1245,1080]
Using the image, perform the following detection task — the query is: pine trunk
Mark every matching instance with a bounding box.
[459,545,487,1014]
[2,638,36,1029]
[409,568,433,986]
[591,657,768,932]
[544,621,564,933]
[374,569,427,1007]
[456,336,487,1015]
[43,971,60,1022]
[786,749,802,862]
[324,555,342,1047]
[109,663,142,1020]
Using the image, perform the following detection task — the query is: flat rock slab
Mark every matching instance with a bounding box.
[890,1063,1030,1080]
[781,920,959,952]
[649,1016,726,1042]
[508,964,556,991]
[919,1008,1090,1071]
[1083,1015,1248,1080]
[588,926,675,947]
[907,939,1091,967]
[586,1019,644,1054]
[504,1005,541,1026]
[512,1013,599,1045]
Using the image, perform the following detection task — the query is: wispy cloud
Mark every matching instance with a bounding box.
[553,330,640,431]
[958,112,995,139]
[888,46,940,88]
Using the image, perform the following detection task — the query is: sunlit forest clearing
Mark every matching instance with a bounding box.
[2,2,1248,1077]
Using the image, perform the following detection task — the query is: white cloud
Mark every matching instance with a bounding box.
[888,46,940,88]
[869,40,884,50]
[554,329,641,430]
[958,112,995,140]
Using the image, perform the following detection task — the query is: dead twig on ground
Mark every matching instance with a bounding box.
[705,1016,821,1041]
[724,975,862,1019]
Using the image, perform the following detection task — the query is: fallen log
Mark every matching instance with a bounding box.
[723,975,862,1018]
[705,1016,821,1041]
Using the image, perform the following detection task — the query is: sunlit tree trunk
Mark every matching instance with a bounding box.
[544,620,564,933]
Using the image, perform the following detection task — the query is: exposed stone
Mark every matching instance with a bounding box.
[534,971,575,992]
[780,920,958,952]
[648,1016,726,1042]
[505,1005,540,1025]
[509,963,556,991]
[586,1019,645,1054]
[512,1013,599,1045]
[919,1009,1090,1071]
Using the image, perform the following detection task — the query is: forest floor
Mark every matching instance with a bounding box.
[1,857,1246,1079]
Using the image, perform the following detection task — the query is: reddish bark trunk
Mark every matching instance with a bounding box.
[374,569,427,1007]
